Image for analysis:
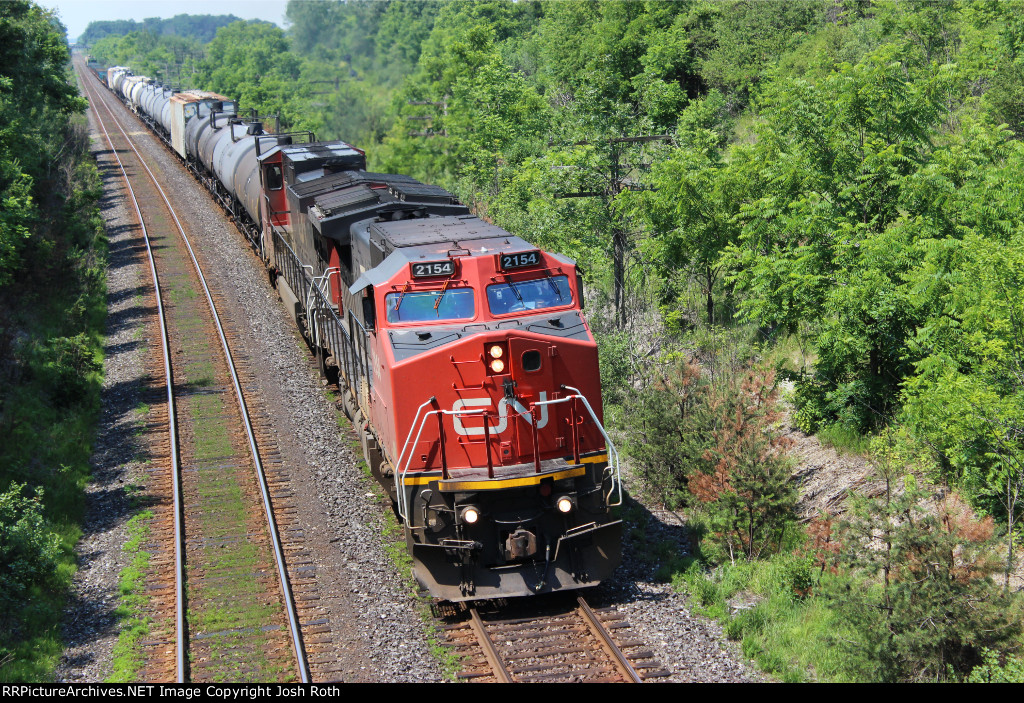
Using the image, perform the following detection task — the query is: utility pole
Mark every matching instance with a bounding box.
[552,134,671,327]
[308,78,340,109]
[407,98,448,138]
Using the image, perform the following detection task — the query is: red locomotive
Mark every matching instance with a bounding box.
[101,65,623,601]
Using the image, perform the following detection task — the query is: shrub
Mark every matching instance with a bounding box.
[36,333,101,406]
[833,449,1020,682]
[622,357,717,508]
[689,365,796,562]
[968,649,1024,683]
[0,484,62,608]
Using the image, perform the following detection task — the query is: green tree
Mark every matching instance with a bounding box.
[623,358,715,509]
[725,50,956,431]
[618,93,739,325]
[0,0,86,286]
[196,21,312,130]
[688,365,795,562]
[80,14,242,46]
[834,449,1018,681]
[694,0,828,109]
[903,213,1024,582]
[0,484,62,610]
[378,12,548,194]
[90,31,205,84]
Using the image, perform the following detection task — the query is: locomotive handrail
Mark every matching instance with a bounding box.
[254,130,316,157]
[393,397,438,520]
[514,391,621,504]
[393,388,622,521]
[395,406,489,521]
[559,386,622,507]
[306,268,338,349]
[272,226,363,396]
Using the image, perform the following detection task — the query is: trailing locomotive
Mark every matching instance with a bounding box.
[95,65,623,601]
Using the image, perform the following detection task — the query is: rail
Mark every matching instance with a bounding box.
[86,70,185,682]
[85,70,311,681]
[394,391,620,521]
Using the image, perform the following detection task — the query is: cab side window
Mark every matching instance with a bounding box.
[264,164,283,191]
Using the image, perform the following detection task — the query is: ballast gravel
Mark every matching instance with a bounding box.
[56,99,152,684]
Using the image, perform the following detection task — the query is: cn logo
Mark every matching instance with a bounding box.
[451,393,549,436]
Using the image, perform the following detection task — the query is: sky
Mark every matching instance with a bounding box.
[37,0,291,43]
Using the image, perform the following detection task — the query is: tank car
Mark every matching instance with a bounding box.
[96,64,623,602]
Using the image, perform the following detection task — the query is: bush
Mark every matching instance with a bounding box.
[36,333,102,406]
[0,484,62,607]
[792,380,827,434]
[689,365,796,561]
[622,357,716,508]
[833,449,1020,682]
[968,649,1024,683]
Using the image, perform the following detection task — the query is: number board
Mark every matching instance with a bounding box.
[499,250,542,271]
[411,260,456,278]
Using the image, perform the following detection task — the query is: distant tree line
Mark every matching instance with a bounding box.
[78,14,244,46]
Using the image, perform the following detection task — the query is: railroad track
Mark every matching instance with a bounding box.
[444,596,671,683]
[77,61,309,683]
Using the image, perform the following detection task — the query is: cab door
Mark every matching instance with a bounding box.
[260,154,289,228]
[507,336,556,461]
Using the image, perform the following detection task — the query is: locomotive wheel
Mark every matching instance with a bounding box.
[341,387,357,421]
[317,346,339,386]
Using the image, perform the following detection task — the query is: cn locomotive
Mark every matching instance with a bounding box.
[99,65,623,601]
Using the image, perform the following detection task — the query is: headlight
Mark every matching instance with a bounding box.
[461,507,480,524]
[556,496,574,514]
[485,343,509,375]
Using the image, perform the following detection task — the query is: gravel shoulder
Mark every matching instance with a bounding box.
[57,89,151,683]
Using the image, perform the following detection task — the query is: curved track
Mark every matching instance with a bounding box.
[78,61,309,684]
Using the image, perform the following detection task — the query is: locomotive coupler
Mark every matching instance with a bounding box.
[503,528,538,561]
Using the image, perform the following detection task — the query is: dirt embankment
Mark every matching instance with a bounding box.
[784,424,877,520]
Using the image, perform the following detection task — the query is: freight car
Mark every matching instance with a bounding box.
[95,66,623,601]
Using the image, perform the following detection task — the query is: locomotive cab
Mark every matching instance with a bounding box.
[348,216,622,601]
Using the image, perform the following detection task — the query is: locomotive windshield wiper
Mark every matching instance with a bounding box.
[504,275,523,304]
[433,274,455,313]
[545,275,563,301]
[394,281,413,313]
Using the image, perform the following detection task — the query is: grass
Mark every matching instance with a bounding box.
[107,510,154,682]
[183,387,291,683]
[760,323,818,380]
[662,552,870,682]
[816,422,872,455]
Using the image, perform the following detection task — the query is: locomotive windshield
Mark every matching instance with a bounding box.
[487,275,572,315]
[385,288,475,323]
